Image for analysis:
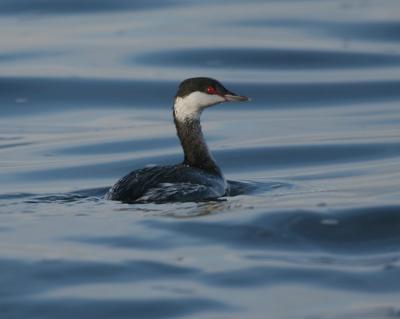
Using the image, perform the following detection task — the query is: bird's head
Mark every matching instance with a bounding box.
[173,77,250,122]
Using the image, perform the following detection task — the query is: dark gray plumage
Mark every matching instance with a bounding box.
[175,77,235,99]
[107,77,249,203]
[106,164,226,203]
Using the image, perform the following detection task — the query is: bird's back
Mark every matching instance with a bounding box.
[106,164,227,203]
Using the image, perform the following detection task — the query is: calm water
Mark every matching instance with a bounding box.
[1,0,400,318]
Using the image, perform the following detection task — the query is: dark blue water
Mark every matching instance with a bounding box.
[1,0,400,318]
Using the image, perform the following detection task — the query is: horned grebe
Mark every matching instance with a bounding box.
[107,77,249,203]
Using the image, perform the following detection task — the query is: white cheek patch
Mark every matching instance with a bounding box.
[174,91,225,122]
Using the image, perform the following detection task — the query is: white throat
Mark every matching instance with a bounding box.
[174,91,225,122]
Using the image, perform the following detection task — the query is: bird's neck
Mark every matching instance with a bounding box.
[173,111,222,176]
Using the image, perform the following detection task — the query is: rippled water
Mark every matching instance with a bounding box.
[1,0,400,318]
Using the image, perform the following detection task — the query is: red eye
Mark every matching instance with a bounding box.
[206,86,216,94]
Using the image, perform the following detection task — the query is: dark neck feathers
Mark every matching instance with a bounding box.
[173,114,222,176]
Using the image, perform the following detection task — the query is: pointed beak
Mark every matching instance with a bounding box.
[224,92,251,102]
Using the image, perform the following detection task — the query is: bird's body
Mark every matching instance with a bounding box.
[107,77,249,203]
[107,164,227,203]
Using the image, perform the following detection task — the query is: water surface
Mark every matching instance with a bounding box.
[1,0,400,318]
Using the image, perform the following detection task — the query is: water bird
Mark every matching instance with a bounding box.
[107,77,250,203]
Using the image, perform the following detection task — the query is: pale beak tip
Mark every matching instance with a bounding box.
[224,94,251,102]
